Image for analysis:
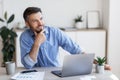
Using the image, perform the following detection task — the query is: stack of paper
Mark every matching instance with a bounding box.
[11,72,44,80]
[80,75,96,80]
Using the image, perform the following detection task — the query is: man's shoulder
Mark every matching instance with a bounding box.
[45,26,56,30]
[45,26,61,32]
[20,29,32,38]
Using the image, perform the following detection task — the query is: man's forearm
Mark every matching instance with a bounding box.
[29,42,40,61]
[29,30,46,61]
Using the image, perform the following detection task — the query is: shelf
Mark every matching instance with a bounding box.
[59,27,105,32]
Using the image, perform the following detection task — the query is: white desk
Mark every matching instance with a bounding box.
[0,67,119,80]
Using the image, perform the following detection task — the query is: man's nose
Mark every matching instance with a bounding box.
[38,20,43,25]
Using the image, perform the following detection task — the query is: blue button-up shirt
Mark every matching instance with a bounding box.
[20,26,82,69]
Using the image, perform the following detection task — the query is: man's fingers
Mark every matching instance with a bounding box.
[34,31,37,36]
[40,29,45,33]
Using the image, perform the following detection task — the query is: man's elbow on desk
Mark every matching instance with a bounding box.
[104,64,112,70]
[22,55,37,69]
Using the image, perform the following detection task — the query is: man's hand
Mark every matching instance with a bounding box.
[34,30,46,46]
[104,64,112,70]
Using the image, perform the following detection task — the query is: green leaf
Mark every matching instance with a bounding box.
[96,56,106,65]
[0,27,9,42]
[10,29,17,37]
[74,15,83,22]
[4,11,7,20]
[8,44,15,52]
[7,44,15,61]
[9,30,17,44]
[0,18,4,22]
[7,14,15,24]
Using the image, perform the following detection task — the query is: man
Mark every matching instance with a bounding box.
[20,7,111,70]
[20,7,83,69]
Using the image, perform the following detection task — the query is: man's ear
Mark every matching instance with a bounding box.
[25,21,30,28]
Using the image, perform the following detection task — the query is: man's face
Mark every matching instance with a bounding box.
[25,12,44,33]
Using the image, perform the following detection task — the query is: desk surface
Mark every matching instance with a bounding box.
[0,67,119,80]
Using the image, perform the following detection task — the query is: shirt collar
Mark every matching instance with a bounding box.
[44,26,48,34]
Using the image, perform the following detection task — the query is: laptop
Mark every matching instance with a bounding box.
[51,53,95,77]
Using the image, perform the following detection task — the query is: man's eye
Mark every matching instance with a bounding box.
[40,17,43,20]
[32,20,38,23]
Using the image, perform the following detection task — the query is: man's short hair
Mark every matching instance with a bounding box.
[23,7,42,21]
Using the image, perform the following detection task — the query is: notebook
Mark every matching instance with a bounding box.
[51,54,95,77]
[11,71,45,80]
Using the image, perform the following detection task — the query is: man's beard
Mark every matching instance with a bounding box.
[29,25,43,33]
[36,29,42,33]
[35,26,43,33]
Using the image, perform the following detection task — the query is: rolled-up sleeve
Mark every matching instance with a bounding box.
[23,54,37,69]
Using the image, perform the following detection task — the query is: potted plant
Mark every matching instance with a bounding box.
[95,56,106,73]
[0,11,17,70]
[74,15,84,29]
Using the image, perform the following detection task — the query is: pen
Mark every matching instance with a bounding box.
[21,70,37,73]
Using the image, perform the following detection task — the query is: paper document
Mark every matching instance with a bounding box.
[11,72,44,80]
[80,75,96,80]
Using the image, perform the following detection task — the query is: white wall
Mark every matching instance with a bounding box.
[0,0,3,27]
[102,0,109,30]
[0,0,3,16]
[2,0,102,27]
[107,0,120,78]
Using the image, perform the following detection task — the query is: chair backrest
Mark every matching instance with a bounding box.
[16,31,24,67]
